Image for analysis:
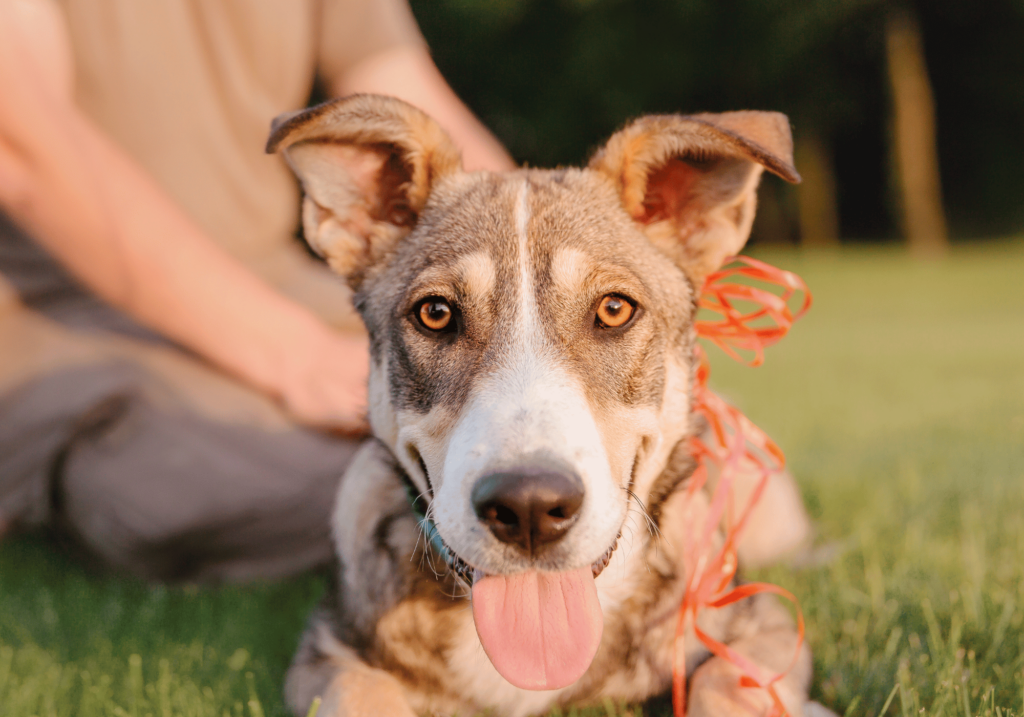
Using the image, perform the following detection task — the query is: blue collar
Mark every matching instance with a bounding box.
[401,471,469,580]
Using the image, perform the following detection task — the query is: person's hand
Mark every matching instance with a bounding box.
[275,325,371,436]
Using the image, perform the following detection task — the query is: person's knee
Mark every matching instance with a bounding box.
[59,392,357,581]
[0,362,147,534]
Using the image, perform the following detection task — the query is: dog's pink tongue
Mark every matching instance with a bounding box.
[471,567,603,691]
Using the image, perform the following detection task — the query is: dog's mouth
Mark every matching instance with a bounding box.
[438,532,621,588]
[402,463,622,692]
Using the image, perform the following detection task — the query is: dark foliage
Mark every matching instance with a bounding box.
[411,0,1024,242]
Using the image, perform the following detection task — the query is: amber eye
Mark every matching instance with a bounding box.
[417,298,453,331]
[595,294,635,329]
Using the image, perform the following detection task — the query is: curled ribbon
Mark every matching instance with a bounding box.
[696,255,812,367]
[672,256,812,717]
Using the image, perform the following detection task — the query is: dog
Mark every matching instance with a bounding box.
[266,94,812,717]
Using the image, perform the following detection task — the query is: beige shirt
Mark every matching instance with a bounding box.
[57,0,425,325]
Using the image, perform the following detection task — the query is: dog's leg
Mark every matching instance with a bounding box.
[700,431,812,568]
[687,594,811,717]
[286,619,417,717]
[285,441,463,717]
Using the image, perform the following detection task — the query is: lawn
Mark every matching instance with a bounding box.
[2,241,1022,717]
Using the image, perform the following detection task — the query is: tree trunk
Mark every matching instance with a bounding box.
[885,6,949,256]
[795,132,841,248]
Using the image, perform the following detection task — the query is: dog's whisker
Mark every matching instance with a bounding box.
[626,488,660,539]
[614,487,654,576]
[626,512,642,537]
[420,521,448,581]
[621,522,635,555]
[409,503,475,589]
[408,487,439,570]
[411,524,426,563]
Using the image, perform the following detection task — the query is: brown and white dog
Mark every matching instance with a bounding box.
[267,95,812,717]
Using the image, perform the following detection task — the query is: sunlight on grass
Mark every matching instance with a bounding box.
[0,644,276,717]
[2,240,1022,717]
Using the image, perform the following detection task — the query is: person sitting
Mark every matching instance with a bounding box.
[0,0,512,582]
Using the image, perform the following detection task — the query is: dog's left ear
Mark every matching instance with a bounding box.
[589,112,800,283]
[267,94,462,287]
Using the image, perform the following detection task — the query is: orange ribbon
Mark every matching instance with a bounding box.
[695,255,811,367]
[672,256,811,717]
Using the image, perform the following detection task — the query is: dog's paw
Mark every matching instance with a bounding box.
[687,656,805,717]
[804,700,841,717]
[316,667,418,717]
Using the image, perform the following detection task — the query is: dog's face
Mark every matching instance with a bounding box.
[361,169,696,576]
[269,95,797,690]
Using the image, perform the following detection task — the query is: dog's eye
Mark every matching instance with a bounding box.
[595,295,636,329]
[416,298,453,331]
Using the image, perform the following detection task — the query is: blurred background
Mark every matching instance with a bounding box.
[411,0,1024,252]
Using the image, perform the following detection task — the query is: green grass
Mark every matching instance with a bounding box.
[2,240,1023,717]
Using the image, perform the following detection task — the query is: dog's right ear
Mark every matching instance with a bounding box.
[267,94,462,286]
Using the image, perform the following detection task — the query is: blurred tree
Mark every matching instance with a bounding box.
[885,5,949,256]
[410,0,1024,244]
[795,132,841,249]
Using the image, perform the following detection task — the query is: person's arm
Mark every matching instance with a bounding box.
[332,44,515,173]
[315,0,512,173]
[0,0,368,431]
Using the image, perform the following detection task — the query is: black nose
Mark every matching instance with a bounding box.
[471,469,585,555]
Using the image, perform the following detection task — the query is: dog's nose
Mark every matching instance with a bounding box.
[472,469,584,554]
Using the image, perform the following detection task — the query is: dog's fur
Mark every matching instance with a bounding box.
[267,95,811,717]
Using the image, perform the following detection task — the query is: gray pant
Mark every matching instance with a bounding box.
[0,212,359,582]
